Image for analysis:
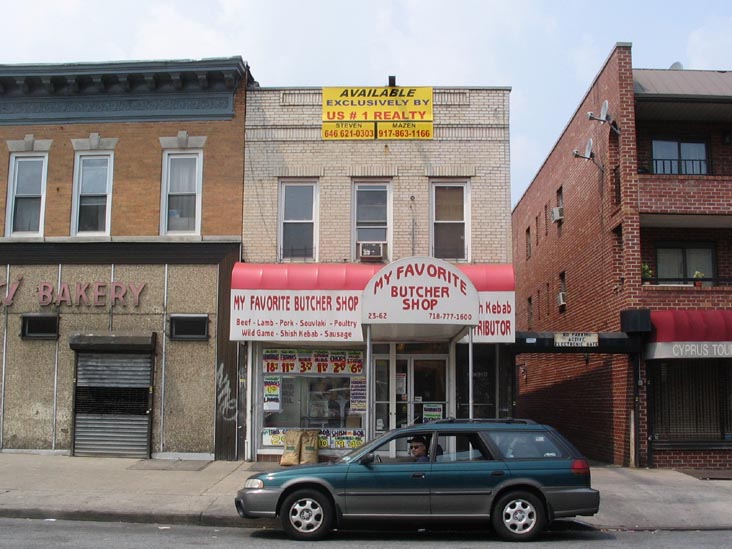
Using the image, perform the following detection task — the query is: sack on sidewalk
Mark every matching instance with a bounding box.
[299,430,321,464]
[280,429,303,466]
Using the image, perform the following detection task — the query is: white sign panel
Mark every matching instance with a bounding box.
[646,341,732,359]
[460,291,515,343]
[362,256,479,325]
[231,290,363,342]
[554,332,599,347]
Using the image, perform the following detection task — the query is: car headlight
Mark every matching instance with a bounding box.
[245,478,264,489]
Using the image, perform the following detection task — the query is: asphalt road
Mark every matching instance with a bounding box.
[1,518,732,548]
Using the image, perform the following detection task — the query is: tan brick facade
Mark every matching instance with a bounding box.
[243,87,512,264]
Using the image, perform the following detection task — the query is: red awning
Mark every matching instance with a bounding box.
[231,262,515,292]
[650,310,732,342]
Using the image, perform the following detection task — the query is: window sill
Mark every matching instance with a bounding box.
[652,441,732,450]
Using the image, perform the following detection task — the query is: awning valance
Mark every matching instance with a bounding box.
[230,261,514,344]
[650,310,732,342]
[646,310,732,359]
[231,262,515,292]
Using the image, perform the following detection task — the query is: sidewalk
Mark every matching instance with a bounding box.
[0,453,731,531]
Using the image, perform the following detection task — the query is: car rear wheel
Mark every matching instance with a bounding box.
[281,489,334,541]
[491,490,546,542]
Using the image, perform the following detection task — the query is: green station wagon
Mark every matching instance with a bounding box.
[235,419,600,541]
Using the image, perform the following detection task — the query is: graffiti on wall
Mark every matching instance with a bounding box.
[216,361,237,422]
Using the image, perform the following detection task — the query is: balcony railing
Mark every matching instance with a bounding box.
[650,158,708,175]
[641,276,731,287]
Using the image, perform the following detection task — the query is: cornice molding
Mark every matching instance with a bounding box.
[0,57,251,125]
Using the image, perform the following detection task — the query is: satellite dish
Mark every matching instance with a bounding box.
[600,100,609,122]
[584,138,593,159]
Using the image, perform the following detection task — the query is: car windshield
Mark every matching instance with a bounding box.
[337,430,393,463]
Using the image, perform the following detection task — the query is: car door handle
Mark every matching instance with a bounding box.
[491,470,505,477]
[411,473,426,479]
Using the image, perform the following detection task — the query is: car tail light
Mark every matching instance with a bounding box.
[571,459,590,475]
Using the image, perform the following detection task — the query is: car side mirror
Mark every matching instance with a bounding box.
[359,452,375,465]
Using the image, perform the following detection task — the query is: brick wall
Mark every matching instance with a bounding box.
[243,87,512,264]
[512,44,637,464]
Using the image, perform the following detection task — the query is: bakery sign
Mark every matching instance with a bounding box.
[0,276,146,308]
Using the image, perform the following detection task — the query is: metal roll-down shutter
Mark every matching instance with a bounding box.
[71,333,156,458]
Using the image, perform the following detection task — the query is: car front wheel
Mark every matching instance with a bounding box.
[491,490,546,542]
[281,489,334,541]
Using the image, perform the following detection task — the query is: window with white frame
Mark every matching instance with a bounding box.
[280,181,317,260]
[354,182,389,258]
[431,181,468,260]
[6,153,48,236]
[161,151,202,234]
[72,153,113,235]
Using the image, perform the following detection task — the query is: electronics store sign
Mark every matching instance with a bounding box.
[646,341,732,359]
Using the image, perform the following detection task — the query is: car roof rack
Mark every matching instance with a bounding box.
[429,418,537,425]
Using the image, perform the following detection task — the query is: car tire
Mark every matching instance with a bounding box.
[491,490,546,542]
[280,489,334,541]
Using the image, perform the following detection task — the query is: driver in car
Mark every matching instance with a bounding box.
[408,436,429,462]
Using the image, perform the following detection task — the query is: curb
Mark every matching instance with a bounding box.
[0,508,279,529]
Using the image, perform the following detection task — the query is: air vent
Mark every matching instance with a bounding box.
[551,206,564,223]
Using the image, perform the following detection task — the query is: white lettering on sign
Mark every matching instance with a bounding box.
[646,341,732,359]
[230,290,363,342]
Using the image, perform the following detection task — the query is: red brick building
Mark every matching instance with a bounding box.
[512,42,732,468]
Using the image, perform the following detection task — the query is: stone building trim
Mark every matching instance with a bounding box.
[159,131,207,150]
[273,166,325,177]
[6,134,52,152]
[246,125,507,142]
[348,165,399,177]
[71,133,119,151]
[425,165,476,177]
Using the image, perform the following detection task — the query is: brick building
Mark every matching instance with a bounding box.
[0,58,252,459]
[512,43,732,468]
[234,85,515,461]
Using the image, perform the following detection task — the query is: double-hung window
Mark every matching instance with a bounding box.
[72,153,113,235]
[652,140,707,175]
[161,151,202,234]
[280,181,317,260]
[354,182,389,258]
[431,181,468,260]
[6,153,48,236]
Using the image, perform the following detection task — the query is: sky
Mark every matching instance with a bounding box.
[2,0,732,207]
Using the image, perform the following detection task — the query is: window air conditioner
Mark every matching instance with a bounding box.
[557,291,567,306]
[358,241,386,261]
[551,206,564,223]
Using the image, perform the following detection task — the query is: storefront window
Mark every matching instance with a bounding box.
[261,349,366,450]
[650,360,731,442]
